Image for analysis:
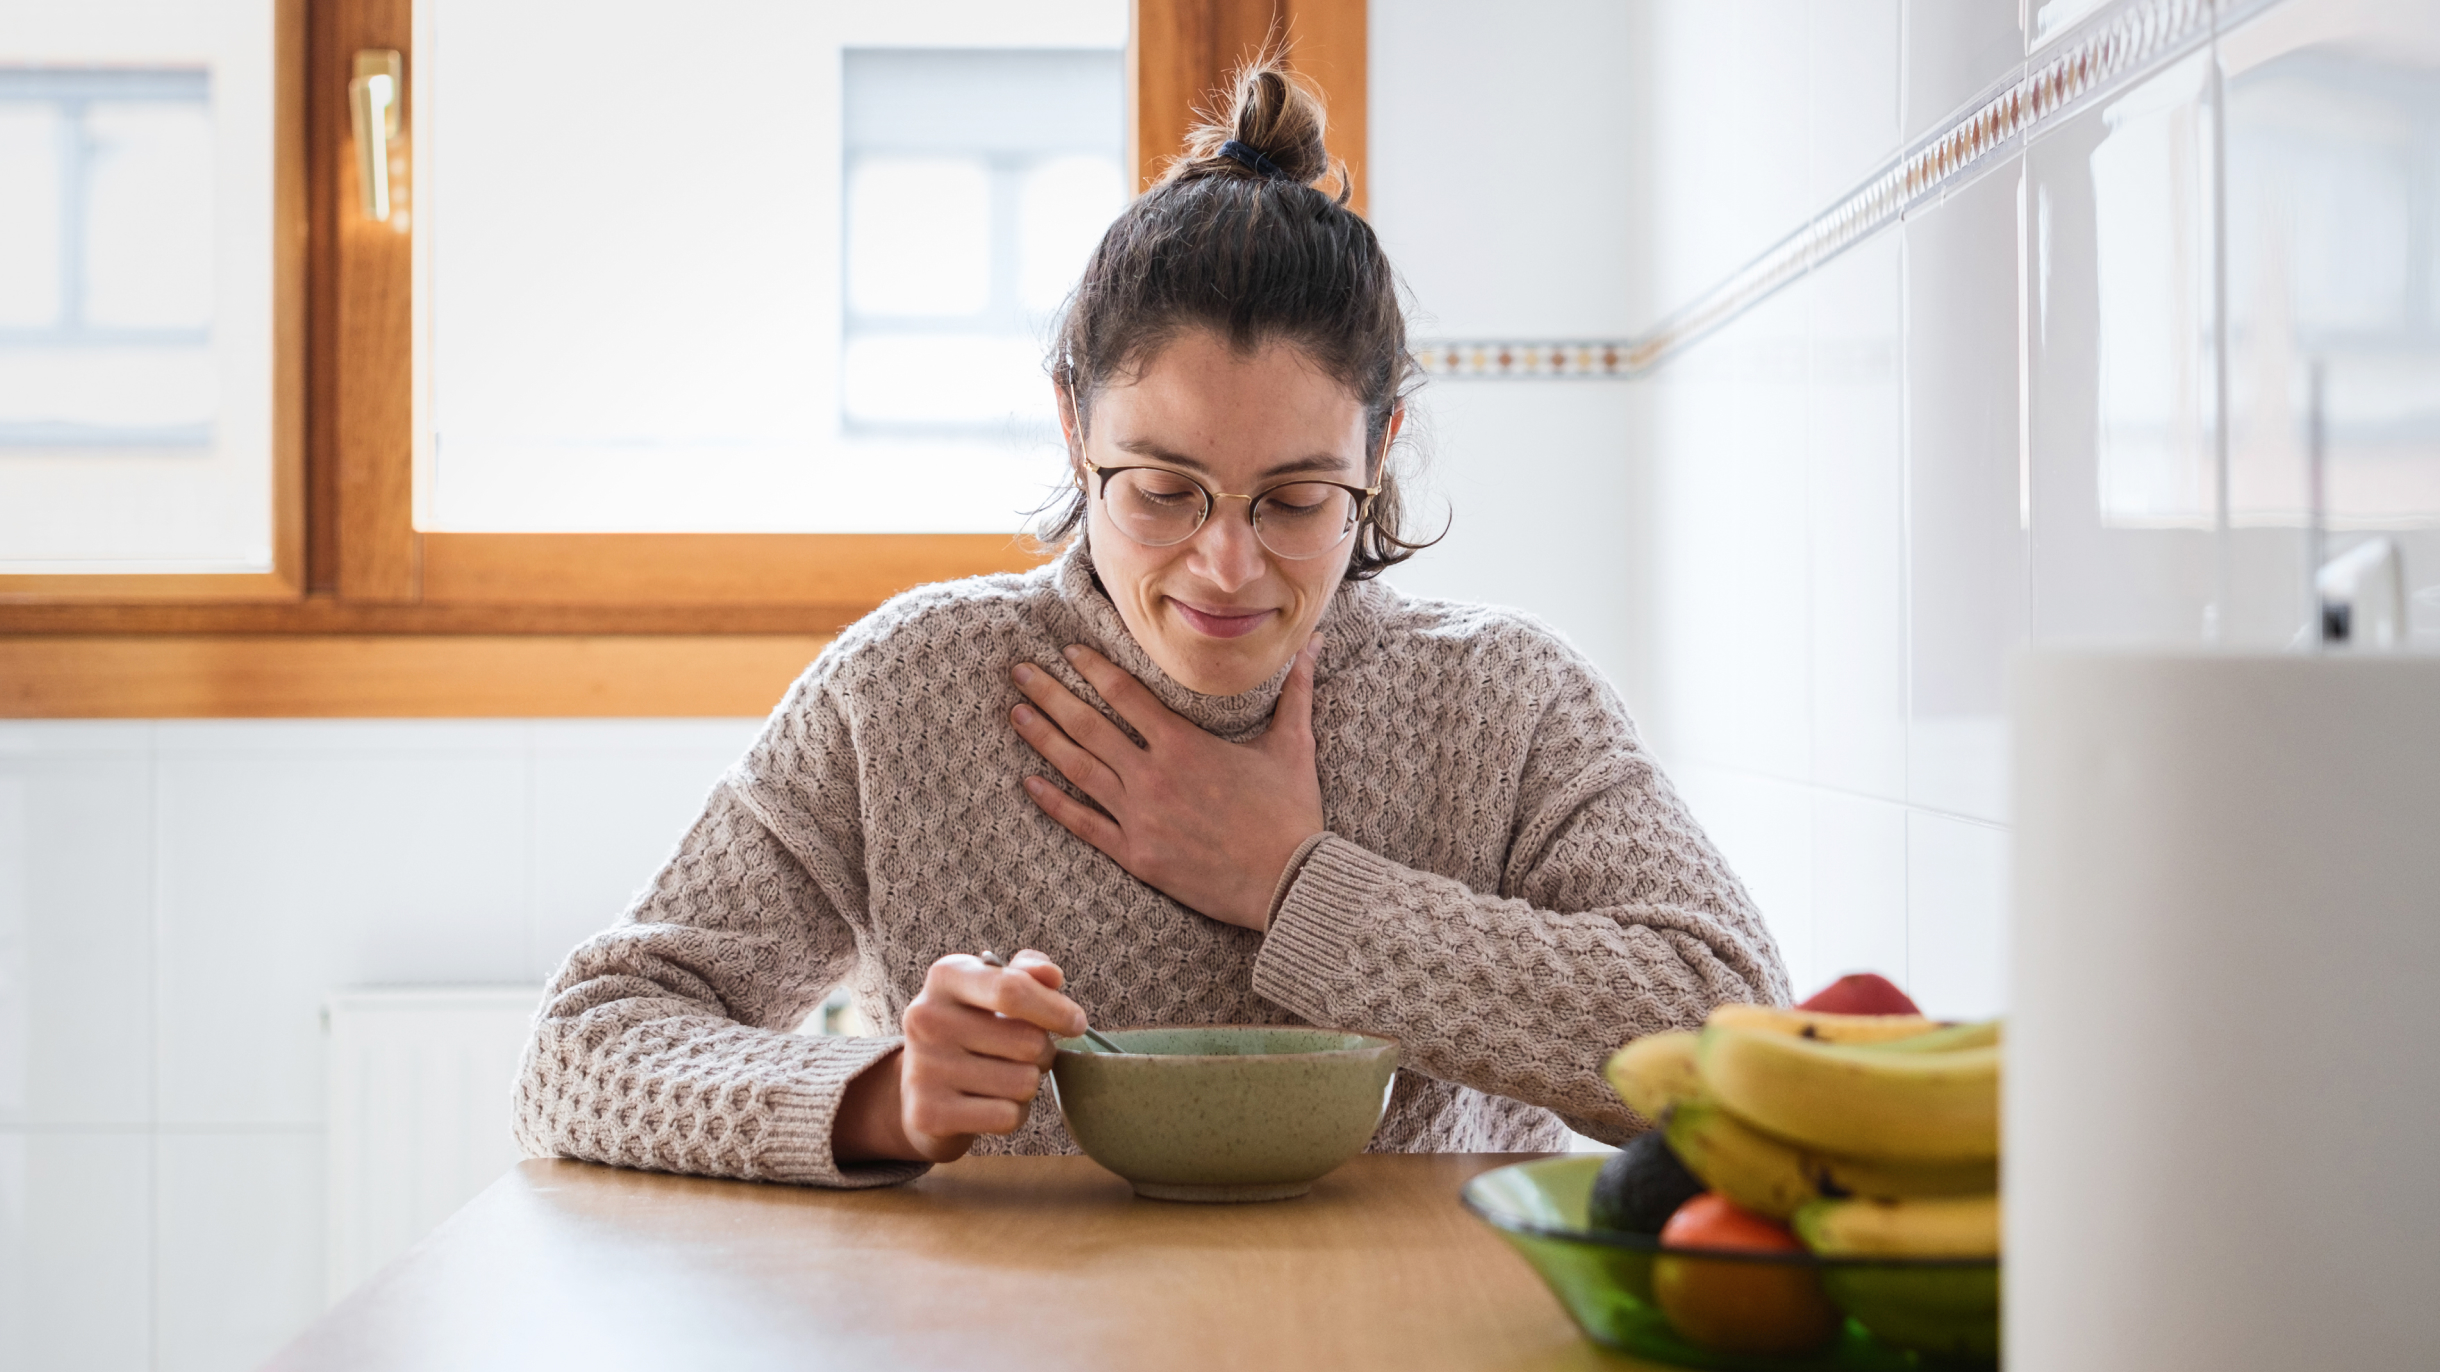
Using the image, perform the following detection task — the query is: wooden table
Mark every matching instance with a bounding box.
[268,1153,1658,1371]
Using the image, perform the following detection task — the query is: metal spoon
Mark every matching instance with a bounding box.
[977,950,1130,1054]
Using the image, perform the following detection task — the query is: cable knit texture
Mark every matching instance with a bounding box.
[515,539,1790,1187]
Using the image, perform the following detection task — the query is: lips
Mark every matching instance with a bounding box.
[1168,598,1277,639]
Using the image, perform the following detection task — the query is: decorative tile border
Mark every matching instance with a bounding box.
[1418,0,2226,380]
[1410,342,1635,378]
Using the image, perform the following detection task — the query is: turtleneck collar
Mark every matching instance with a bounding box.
[1032,536,1387,741]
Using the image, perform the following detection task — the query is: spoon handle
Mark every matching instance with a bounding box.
[975,950,1130,1054]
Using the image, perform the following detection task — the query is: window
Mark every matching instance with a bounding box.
[413,3,1125,535]
[0,0,1367,719]
[839,49,1123,531]
[0,0,288,576]
[841,48,1124,451]
[0,69,214,450]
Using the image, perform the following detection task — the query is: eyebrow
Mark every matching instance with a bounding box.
[1110,437,1359,482]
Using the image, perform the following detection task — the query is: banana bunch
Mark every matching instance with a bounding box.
[1603,1002,2004,1361]
[1603,1005,2003,1251]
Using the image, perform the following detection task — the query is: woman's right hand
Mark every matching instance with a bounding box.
[834,949,1088,1165]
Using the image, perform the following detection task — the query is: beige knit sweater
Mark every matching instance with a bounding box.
[513,540,1789,1188]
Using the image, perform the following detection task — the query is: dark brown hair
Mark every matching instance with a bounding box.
[1040,54,1432,580]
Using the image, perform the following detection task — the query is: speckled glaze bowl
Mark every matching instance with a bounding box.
[1048,1025,1399,1202]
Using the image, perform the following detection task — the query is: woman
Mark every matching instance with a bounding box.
[513,61,1788,1188]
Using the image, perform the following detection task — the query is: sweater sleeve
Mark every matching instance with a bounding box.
[512,677,929,1190]
[1250,654,1792,1146]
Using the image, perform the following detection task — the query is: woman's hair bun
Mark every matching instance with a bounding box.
[1168,50,1343,199]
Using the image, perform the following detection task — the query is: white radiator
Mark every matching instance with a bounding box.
[323,986,541,1304]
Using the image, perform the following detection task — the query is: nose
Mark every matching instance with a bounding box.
[1183,495,1267,592]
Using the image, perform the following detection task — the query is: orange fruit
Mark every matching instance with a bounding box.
[1651,1194,1845,1356]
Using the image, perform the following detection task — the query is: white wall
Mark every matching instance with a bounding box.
[1367,0,1653,693]
[1632,0,2029,1015]
[1627,0,2440,1018]
[0,719,759,1372]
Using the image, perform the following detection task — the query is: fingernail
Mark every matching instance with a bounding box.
[1012,663,1034,682]
[1061,645,1081,662]
[1024,776,1046,794]
[1012,704,1036,724]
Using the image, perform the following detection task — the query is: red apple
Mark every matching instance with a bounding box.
[1798,972,1920,1016]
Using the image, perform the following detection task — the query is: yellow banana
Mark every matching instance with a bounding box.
[1603,1030,1703,1122]
[1860,1019,2002,1054]
[1663,1100,2001,1220]
[1793,1193,2002,1259]
[1698,1022,2000,1163]
[1705,1003,1940,1044]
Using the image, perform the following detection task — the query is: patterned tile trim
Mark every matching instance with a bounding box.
[1417,0,2229,380]
[1410,342,1637,379]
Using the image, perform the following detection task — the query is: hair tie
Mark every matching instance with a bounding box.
[1217,138,1290,180]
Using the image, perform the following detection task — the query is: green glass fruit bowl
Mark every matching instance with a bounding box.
[1462,1156,1999,1370]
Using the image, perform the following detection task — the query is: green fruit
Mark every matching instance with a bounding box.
[1822,1264,2001,1363]
[1587,1130,1706,1235]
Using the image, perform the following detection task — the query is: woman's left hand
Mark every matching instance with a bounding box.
[1009,638,1326,931]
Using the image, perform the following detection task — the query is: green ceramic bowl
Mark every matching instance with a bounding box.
[1462,1155,2000,1370]
[1048,1025,1398,1202]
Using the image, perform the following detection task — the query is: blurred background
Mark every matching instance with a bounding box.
[4,0,2436,1366]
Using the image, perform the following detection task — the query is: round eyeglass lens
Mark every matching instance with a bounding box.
[1105,468,1210,547]
[1250,482,1359,558]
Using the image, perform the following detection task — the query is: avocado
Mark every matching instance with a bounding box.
[1587,1129,1707,1234]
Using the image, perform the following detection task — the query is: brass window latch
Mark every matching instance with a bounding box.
[349,49,404,223]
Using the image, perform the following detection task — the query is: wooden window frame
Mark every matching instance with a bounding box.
[0,0,1365,717]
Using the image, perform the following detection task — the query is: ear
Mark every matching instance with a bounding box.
[1054,382,1086,483]
[1376,405,1406,475]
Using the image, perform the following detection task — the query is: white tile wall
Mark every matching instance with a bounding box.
[1808,232,1909,803]
[2025,52,2222,648]
[1810,791,1910,984]
[528,720,761,973]
[1904,162,2028,827]
[1904,811,2010,1021]
[1671,764,1817,996]
[0,719,762,1372]
[1636,0,2439,1021]
[1370,0,1651,692]
[1638,3,2026,1007]
[154,737,530,1127]
[1651,281,1815,782]
[0,1131,152,1372]
[0,741,154,1127]
[1810,0,1903,203]
[155,1131,324,1372]
[1901,0,2026,141]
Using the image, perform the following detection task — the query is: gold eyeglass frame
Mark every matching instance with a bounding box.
[1078,455,1384,561]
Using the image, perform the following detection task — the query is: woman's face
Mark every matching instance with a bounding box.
[1065,329,1386,697]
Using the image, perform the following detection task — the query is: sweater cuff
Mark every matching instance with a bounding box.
[756,1035,934,1189]
[1253,834,1395,1023]
[1264,830,1337,927]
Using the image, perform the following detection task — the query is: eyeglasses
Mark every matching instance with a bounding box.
[1081,458,1380,560]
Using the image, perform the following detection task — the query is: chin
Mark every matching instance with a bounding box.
[1163,640,1281,696]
